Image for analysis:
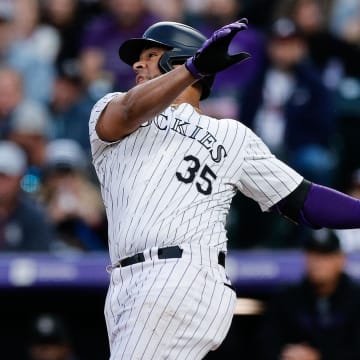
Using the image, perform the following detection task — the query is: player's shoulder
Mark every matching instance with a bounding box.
[199,109,245,127]
[214,115,252,138]
[89,92,123,125]
[220,117,248,129]
[92,92,123,112]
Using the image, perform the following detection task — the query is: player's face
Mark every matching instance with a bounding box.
[133,47,167,85]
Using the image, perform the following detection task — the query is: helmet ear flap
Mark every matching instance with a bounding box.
[158,50,195,73]
[158,52,172,73]
[158,51,214,100]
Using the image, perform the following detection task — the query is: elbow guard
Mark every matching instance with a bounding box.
[274,179,312,224]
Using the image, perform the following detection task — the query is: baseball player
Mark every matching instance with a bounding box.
[89,19,360,359]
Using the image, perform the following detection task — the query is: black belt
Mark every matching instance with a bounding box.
[117,246,225,268]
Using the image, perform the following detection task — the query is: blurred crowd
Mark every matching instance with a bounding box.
[0,0,360,253]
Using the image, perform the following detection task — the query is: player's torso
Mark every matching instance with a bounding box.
[101,103,248,261]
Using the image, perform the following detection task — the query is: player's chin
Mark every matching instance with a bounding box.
[135,79,145,85]
[135,76,147,85]
[135,74,161,85]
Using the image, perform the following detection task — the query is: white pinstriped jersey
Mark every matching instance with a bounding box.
[89,92,303,264]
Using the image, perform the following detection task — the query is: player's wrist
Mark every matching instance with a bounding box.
[185,57,206,79]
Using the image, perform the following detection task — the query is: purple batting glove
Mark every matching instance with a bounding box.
[185,18,250,79]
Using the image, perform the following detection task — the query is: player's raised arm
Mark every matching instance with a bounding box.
[96,65,195,142]
[95,20,250,142]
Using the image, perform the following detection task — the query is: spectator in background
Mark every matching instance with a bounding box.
[0,1,13,62]
[6,0,60,104]
[329,0,360,46]
[80,0,159,92]
[240,17,337,186]
[0,141,55,252]
[334,72,360,189]
[0,67,23,138]
[41,0,111,102]
[0,66,51,133]
[240,0,279,29]
[258,229,360,360]
[40,139,107,252]
[276,0,360,190]
[49,61,96,153]
[78,49,115,103]
[7,101,51,195]
[230,17,337,249]
[40,0,95,70]
[186,0,266,118]
[274,0,360,90]
[27,313,78,360]
[145,0,186,22]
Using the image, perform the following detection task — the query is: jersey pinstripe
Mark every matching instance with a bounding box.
[89,92,303,265]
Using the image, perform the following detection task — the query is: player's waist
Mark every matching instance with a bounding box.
[108,244,226,271]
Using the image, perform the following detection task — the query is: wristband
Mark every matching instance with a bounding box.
[185,58,206,79]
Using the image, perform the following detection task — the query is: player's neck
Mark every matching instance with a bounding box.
[172,86,201,113]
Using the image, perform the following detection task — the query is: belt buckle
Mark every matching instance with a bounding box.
[158,246,183,259]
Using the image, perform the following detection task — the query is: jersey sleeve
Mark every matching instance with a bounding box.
[88,92,122,162]
[236,129,303,211]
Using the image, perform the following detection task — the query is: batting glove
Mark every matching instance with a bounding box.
[185,18,251,79]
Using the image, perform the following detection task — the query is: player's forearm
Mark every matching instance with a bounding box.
[101,66,196,140]
[300,183,360,229]
[123,65,195,123]
[273,181,360,229]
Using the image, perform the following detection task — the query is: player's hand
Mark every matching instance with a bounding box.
[185,18,250,78]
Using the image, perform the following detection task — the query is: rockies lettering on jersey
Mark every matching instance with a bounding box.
[89,92,303,264]
[146,113,227,163]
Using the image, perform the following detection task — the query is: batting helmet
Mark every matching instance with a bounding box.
[118,21,215,100]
